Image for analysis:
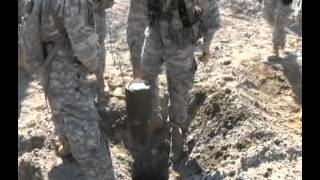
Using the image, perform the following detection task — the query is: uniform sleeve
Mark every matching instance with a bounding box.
[198,0,220,52]
[64,0,102,69]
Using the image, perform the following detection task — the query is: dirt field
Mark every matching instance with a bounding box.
[18,0,302,179]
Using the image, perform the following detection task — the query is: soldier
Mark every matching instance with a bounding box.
[127,0,148,78]
[292,0,302,26]
[20,0,116,179]
[261,0,293,57]
[140,0,220,171]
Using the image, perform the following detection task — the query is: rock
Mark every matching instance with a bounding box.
[223,76,234,82]
[112,87,124,97]
[236,176,245,180]
[254,101,260,108]
[264,147,286,161]
[225,88,232,94]
[271,64,285,71]
[215,151,224,159]
[225,122,233,129]
[263,171,270,178]
[241,155,261,168]
[235,141,246,151]
[274,139,282,146]
[229,170,236,177]
[223,60,232,65]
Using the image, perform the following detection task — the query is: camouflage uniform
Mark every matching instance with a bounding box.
[127,0,148,75]
[140,0,220,163]
[22,0,116,179]
[261,0,293,56]
[18,0,25,25]
[292,0,302,25]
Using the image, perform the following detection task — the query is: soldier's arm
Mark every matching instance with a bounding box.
[64,0,102,73]
[199,0,220,53]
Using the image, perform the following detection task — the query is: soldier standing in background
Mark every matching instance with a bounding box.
[261,0,294,57]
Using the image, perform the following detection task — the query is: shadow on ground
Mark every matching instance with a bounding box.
[18,68,33,118]
[18,160,44,180]
[265,52,302,104]
[48,158,84,180]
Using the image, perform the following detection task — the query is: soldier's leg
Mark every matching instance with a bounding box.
[272,0,292,56]
[132,27,169,178]
[49,108,71,158]
[141,27,165,132]
[262,0,277,26]
[165,45,197,163]
[127,0,148,78]
[61,108,115,180]
[47,59,116,180]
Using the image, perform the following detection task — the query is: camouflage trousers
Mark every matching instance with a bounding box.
[127,0,148,68]
[46,53,116,180]
[141,26,197,132]
[262,0,292,55]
